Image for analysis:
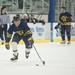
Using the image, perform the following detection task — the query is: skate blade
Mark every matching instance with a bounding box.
[10,59,18,62]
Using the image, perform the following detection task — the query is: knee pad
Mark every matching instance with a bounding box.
[11,42,18,50]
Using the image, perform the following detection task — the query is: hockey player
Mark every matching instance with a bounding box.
[5,16,34,61]
[56,7,72,44]
[1,6,8,42]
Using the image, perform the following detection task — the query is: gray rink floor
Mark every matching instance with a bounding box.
[0,42,75,75]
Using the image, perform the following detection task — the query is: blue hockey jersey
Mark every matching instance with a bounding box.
[7,21,32,40]
[59,12,72,23]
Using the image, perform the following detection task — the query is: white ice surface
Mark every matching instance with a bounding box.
[0,42,75,75]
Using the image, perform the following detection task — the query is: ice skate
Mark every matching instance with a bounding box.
[11,53,18,61]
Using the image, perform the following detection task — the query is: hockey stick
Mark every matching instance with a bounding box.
[33,45,45,65]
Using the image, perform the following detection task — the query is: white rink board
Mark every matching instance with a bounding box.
[28,23,51,40]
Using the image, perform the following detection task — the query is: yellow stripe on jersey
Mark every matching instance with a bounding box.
[24,30,32,36]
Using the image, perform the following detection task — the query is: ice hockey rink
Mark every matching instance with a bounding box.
[0,42,75,75]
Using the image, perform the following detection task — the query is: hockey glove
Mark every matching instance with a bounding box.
[28,37,34,44]
[5,43,10,50]
[55,23,60,29]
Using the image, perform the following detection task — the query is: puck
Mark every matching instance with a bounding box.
[43,61,45,65]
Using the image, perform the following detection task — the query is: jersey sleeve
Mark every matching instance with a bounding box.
[23,22,30,32]
[22,22,32,36]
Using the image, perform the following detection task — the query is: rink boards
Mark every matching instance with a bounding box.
[20,23,75,44]
[0,22,75,44]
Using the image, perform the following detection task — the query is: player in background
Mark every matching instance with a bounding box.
[55,7,72,44]
[5,16,34,61]
[0,6,8,44]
